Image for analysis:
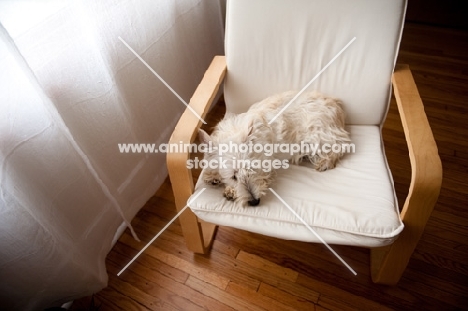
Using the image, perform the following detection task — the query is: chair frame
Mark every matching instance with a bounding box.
[166,56,442,285]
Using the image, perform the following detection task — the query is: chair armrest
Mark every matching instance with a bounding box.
[169,55,227,145]
[168,55,226,203]
[166,55,226,253]
[392,64,443,223]
[371,65,443,285]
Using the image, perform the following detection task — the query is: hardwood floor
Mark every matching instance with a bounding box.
[71,23,468,311]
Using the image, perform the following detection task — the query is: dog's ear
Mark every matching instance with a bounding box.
[198,129,212,144]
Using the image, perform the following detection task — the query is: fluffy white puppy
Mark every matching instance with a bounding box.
[199,91,351,206]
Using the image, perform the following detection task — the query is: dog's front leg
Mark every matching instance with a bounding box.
[223,186,236,201]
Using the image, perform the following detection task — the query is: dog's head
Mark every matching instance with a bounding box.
[198,113,274,206]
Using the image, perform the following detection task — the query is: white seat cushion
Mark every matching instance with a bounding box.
[189,125,404,247]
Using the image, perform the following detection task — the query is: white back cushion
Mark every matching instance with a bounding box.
[224,0,407,125]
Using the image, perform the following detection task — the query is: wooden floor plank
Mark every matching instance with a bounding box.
[106,273,168,311]
[297,274,396,311]
[110,242,189,285]
[236,251,299,282]
[107,254,205,311]
[144,244,230,290]
[111,250,229,311]
[225,281,299,311]
[185,276,263,311]
[257,282,319,309]
[119,223,263,291]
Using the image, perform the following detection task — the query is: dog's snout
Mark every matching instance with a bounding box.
[248,198,260,206]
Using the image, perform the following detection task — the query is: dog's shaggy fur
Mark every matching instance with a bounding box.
[199,91,351,206]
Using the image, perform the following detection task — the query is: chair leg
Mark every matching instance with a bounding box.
[167,153,217,254]
[177,207,216,254]
[370,233,413,285]
[371,150,441,284]
[370,215,431,285]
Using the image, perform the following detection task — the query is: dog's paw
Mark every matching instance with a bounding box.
[223,186,236,201]
[202,169,223,186]
[314,158,336,172]
[204,178,222,186]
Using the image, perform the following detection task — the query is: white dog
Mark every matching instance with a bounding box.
[198,91,351,206]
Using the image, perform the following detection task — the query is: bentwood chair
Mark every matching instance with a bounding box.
[167,0,442,284]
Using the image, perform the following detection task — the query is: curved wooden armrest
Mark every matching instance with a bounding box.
[371,64,443,284]
[392,64,443,222]
[166,55,226,253]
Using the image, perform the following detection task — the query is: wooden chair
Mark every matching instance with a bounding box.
[167,0,442,285]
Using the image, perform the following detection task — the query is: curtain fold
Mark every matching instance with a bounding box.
[0,1,224,310]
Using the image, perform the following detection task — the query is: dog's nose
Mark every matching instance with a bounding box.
[248,198,260,206]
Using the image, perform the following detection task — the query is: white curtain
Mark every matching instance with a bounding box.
[0,1,224,310]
